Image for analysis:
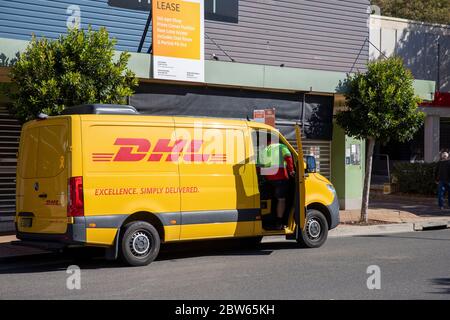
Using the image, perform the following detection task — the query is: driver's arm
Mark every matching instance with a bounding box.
[284,154,295,176]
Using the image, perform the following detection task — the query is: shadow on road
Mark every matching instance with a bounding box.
[0,239,301,274]
[353,232,450,242]
[428,278,450,295]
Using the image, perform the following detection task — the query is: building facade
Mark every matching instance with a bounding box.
[370,15,450,166]
[0,0,435,231]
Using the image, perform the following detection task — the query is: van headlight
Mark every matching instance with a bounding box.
[326,184,336,194]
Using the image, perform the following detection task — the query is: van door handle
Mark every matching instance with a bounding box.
[38,193,47,198]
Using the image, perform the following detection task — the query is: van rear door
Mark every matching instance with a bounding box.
[16,118,70,234]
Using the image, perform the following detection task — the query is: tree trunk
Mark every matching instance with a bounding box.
[361,138,375,223]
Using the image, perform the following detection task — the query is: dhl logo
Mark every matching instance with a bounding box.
[92,138,227,163]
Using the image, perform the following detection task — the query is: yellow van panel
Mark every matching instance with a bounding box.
[173,124,258,239]
[163,225,181,242]
[305,173,334,207]
[81,120,181,218]
[176,125,256,211]
[18,126,39,179]
[70,115,83,177]
[86,228,118,246]
[16,118,70,235]
[180,221,254,240]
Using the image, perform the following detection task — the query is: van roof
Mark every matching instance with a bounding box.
[36,104,277,131]
[61,104,139,115]
[76,113,274,129]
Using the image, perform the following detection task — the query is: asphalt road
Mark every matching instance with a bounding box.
[0,229,449,300]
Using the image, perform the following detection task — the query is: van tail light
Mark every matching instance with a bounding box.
[68,176,84,217]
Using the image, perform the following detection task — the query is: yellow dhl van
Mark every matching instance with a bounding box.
[15,104,339,266]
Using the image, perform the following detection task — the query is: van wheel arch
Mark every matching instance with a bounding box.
[306,203,331,230]
[121,212,165,242]
[119,221,160,266]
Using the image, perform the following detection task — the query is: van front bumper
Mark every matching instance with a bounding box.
[327,195,340,229]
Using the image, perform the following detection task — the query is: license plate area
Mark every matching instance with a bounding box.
[20,217,32,228]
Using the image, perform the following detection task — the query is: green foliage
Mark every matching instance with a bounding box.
[9,26,138,122]
[392,162,437,195]
[336,57,424,144]
[371,0,450,25]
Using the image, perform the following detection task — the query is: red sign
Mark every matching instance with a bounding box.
[253,108,276,127]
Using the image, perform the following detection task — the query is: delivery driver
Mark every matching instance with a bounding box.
[261,134,295,230]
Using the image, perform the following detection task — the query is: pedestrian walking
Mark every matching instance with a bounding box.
[434,151,450,209]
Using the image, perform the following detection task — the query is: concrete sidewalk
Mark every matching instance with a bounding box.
[341,192,450,224]
[333,193,450,236]
[340,209,450,224]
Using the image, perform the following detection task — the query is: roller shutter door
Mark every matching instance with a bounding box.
[0,102,19,232]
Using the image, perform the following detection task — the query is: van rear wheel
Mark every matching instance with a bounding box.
[296,209,328,248]
[120,221,160,266]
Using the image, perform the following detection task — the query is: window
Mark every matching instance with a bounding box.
[251,129,289,170]
[19,127,39,179]
[205,0,239,23]
[37,126,68,178]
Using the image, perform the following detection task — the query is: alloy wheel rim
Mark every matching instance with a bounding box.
[129,230,152,257]
[306,218,321,240]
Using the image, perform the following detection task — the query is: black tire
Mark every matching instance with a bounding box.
[240,236,263,247]
[296,209,328,248]
[119,221,160,266]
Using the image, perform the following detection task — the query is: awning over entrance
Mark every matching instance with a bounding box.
[421,91,450,108]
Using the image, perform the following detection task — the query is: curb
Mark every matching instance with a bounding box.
[261,220,449,241]
[262,222,423,243]
[328,223,415,238]
[413,220,450,231]
[0,235,17,244]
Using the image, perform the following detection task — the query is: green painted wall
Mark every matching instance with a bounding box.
[345,136,365,201]
[331,123,365,210]
[331,124,346,199]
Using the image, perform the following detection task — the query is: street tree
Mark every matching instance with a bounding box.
[10,26,138,122]
[336,57,424,223]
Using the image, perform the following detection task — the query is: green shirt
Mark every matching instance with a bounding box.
[260,143,292,168]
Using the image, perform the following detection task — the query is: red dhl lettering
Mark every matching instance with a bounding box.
[92,138,227,163]
[45,200,60,206]
[114,138,150,161]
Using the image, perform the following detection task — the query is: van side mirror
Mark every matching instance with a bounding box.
[305,155,316,173]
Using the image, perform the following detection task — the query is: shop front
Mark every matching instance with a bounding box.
[0,0,436,232]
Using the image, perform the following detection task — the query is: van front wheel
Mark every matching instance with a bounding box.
[120,221,160,266]
[296,209,328,248]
